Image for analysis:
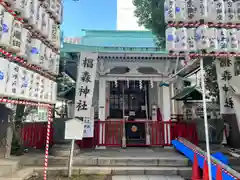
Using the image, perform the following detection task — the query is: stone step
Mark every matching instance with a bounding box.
[43,166,192,176]
[21,156,189,167]
[0,159,20,177]
[112,175,184,180]
[0,166,191,180]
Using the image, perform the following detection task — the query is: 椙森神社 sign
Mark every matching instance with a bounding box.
[74,52,97,118]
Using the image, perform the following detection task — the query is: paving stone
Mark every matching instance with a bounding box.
[112,176,130,180]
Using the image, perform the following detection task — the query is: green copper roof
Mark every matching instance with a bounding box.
[62,43,168,54]
[61,30,167,54]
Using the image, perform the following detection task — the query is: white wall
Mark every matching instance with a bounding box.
[117,0,146,30]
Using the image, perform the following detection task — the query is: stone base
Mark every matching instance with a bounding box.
[50,141,80,157]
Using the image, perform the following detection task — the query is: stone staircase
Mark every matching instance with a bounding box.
[0,148,192,179]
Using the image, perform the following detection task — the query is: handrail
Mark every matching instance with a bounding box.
[178,137,240,179]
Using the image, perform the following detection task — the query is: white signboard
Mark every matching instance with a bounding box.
[74,52,98,118]
[65,118,84,140]
[216,57,235,114]
[83,107,94,138]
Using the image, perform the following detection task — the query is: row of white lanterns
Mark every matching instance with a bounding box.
[165,0,239,23]
[0,3,60,75]
[6,0,63,24]
[0,57,57,103]
[166,27,239,52]
[0,3,61,49]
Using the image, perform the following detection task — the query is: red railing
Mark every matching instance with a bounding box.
[21,119,198,149]
[96,120,198,147]
[21,122,53,149]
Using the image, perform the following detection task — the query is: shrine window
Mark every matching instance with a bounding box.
[109,81,149,119]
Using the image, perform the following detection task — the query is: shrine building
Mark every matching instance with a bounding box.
[60,30,200,148]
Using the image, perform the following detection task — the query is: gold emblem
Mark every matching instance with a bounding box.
[131,125,137,132]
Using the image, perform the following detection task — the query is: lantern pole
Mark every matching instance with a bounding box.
[200,57,212,180]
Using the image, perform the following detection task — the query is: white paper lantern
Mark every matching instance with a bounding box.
[48,80,53,101]
[40,43,46,68]
[165,27,176,51]
[17,66,26,97]
[17,28,31,58]
[11,0,25,14]
[186,0,197,22]
[225,0,235,23]
[6,63,20,96]
[206,0,217,23]
[227,29,238,52]
[175,27,188,51]
[44,79,49,100]
[175,0,187,22]
[164,0,176,22]
[217,28,228,52]
[48,18,54,41]
[207,28,218,52]
[33,73,40,99]
[0,11,14,47]
[24,70,32,97]
[56,1,63,23]
[187,28,197,52]
[48,49,54,72]
[9,20,22,52]
[234,1,240,23]
[23,0,31,20]
[28,0,38,30]
[215,0,225,23]
[42,10,49,37]
[36,4,43,33]
[196,25,210,50]
[49,0,56,14]
[56,26,61,48]
[39,77,45,100]
[52,82,57,101]
[0,58,9,95]
[42,0,50,10]
[51,23,58,46]
[29,38,41,66]
[43,47,51,71]
[55,54,60,75]
[194,0,208,21]
[236,30,240,49]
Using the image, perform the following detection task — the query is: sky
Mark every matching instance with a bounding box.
[61,0,117,37]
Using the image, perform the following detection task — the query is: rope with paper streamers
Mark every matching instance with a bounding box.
[43,106,53,180]
[0,97,51,107]
[168,22,240,28]
[169,52,240,58]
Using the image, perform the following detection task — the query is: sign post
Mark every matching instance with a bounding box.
[68,139,75,178]
[64,117,84,178]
